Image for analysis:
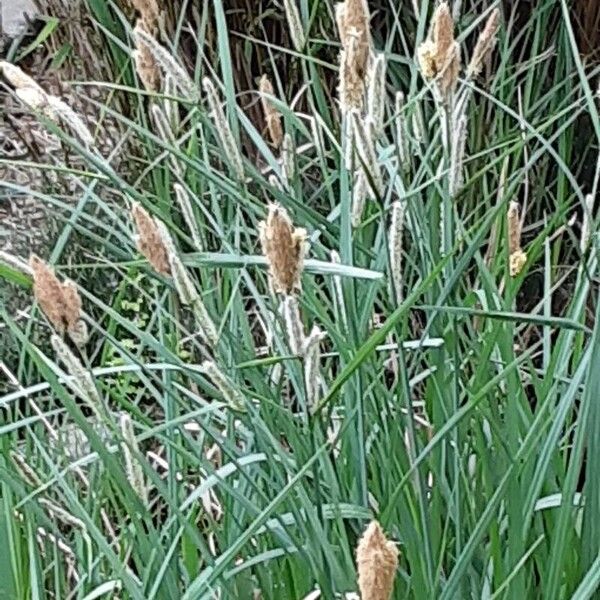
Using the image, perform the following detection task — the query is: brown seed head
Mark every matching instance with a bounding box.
[417,2,460,101]
[259,75,283,148]
[29,255,82,333]
[131,203,171,275]
[467,8,501,78]
[417,39,437,79]
[507,201,526,276]
[431,2,454,59]
[339,30,366,111]
[133,18,161,92]
[336,0,372,111]
[133,48,161,93]
[509,249,527,277]
[356,521,399,600]
[130,0,160,33]
[259,204,307,295]
[507,200,521,255]
[339,0,372,73]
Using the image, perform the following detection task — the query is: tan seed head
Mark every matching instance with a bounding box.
[356,520,398,600]
[133,41,161,92]
[507,201,527,277]
[259,204,307,295]
[417,2,460,101]
[131,203,171,275]
[336,0,372,111]
[507,201,521,255]
[338,0,371,76]
[29,255,82,334]
[259,75,284,148]
[509,249,527,277]
[130,0,160,33]
[467,9,501,78]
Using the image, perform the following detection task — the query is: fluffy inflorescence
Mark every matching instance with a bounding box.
[259,74,284,148]
[259,204,307,295]
[133,22,161,93]
[0,61,94,145]
[467,9,501,78]
[356,521,399,600]
[129,0,160,32]
[131,203,171,275]
[29,255,82,335]
[131,0,161,95]
[336,0,372,111]
[507,201,527,276]
[417,2,460,102]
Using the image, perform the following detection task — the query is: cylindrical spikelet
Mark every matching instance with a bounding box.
[0,61,45,93]
[11,451,44,488]
[45,96,94,146]
[338,31,365,112]
[282,0,306,51]
[259,75,284,148]
[202,361,245,411]
[39,499,86,531]
[14,86,51,113]
[417,39,438,80]
[281,133,295,187]
[411,105,426,145]
[119,413,148,503]
[163,74,179,128]
[152,219,218,346]
[356,520,399,600]
[509,250,527,277]
[389,201,405,304]
[150,104,182,176]
[507,201,522,256]
[467,8,501,79]
[351,170,369,227]
[310,116,324,158]
[417,2,460,103]
[29,255,83,337]
[581,193,595,253]
[1,61,94,146]
[202,77,245,181]
[366,53,387,137]
[51,335,103,416]
[432,2,455,58]
[338,0,372,76]
[169,255,218,346]
[394,92,410,172]
[174,184,203,251]
[259,203,307,295]
[131,203,171,275]
[281,295,305,355]
[448,114,467,197]
[133,23,198,101]
[133,44,161,93]
[343,113,356,170]
[130,0,160,32]
[303,325,326,410]
[507,201,527,276]
[352,111,383,198]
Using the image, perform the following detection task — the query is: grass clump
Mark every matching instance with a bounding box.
[1,0,600,598]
